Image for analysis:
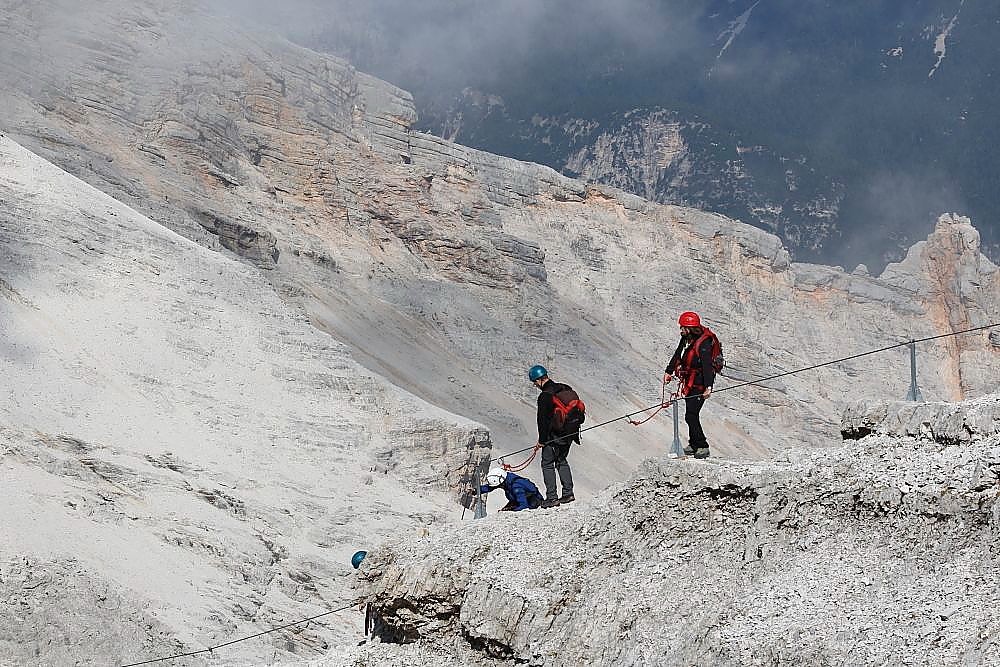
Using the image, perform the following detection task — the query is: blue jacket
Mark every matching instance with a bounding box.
[480,472,543,511]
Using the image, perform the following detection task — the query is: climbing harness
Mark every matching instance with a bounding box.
[676,327,724,395]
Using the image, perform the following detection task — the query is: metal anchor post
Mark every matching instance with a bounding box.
[473,470,487,519]
[671,399,684,457]
[905,340,923,401]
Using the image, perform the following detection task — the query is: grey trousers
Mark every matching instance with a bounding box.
[541,442,573,500]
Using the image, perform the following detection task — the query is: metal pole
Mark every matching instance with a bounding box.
[905,340,923,401]
[473,471,487,519]
[671,400,684,457]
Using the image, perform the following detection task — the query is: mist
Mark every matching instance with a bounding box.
[17,0,993,271]
[229,0,992,272]
[834,169,969,272]
[267,0,709,108]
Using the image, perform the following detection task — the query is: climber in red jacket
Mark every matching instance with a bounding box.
[664,311,722,459]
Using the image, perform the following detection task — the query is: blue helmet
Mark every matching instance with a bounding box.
[351,550,368,569]
[528,365,548,382]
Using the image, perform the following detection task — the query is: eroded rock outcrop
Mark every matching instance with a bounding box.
[842,394,1000,444]
[347,394,1000,666]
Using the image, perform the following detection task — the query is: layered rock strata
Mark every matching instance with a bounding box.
[2,2,997,489]
[0,2,997,664]
[0,136,487,666]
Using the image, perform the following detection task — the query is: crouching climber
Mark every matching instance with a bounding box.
[480,467,544,511]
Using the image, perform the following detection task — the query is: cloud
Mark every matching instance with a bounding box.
[236,0,708,97]
[833,168,969,272]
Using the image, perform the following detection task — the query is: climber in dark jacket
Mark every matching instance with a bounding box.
[529,364,582,508]
[480,468,543,511]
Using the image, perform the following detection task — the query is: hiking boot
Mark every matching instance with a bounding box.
[540,498,561,509]
[559,494,575,504]
[682,445,695,455]
[693,448,710,459]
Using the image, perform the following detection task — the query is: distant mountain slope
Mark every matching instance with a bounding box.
[304,0,999,271]
[0,135,483,666]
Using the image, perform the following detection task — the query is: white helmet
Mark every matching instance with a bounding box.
[485,468,507,487]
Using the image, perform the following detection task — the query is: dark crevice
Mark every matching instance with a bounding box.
[695,484,759,503]
[841,426,872,440]
[462,628,515,660]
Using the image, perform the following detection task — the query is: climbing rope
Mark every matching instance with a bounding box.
[627,376,682,426]
[713,322,999,396]
[499,443,543,472]
[455,321,999,516]
[483,321,1000,466]
[118,600,361,666]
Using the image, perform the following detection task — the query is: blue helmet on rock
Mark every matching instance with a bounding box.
[528,365,548,382]
[351,550,368,569]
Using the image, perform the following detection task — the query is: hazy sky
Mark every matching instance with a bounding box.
[237,0,710,92]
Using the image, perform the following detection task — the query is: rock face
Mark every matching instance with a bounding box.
[1,0,996,483]
[562,110,694,201]
[0,3,998,664]
[880,214,1000,397]
[0,0,996,513]
[349,393,1000,666]
[842,395,1000,444]
[374,1,1000,269]
[188,208,281,268]
[0,556,170,666]
[557,108,844,256]
[0,136,488,666]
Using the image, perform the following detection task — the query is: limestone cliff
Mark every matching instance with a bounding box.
[1,0,995,485]
[0,136,488,665]
[0,3,998,664]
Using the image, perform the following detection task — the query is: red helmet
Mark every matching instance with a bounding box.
[678,311,701,327]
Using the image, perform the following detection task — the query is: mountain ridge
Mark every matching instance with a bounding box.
[302,0,1000,271]
[347,392,1000,666]
[1,2,998,663]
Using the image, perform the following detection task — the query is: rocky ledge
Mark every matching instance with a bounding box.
[336,393,1000,666]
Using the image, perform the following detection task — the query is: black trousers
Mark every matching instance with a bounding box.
[541,442,573,500]
[685,394,708,449]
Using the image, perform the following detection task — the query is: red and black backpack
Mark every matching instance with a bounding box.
[551,386,586,433]
[696,327,725,374]
[681,327,726,382]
